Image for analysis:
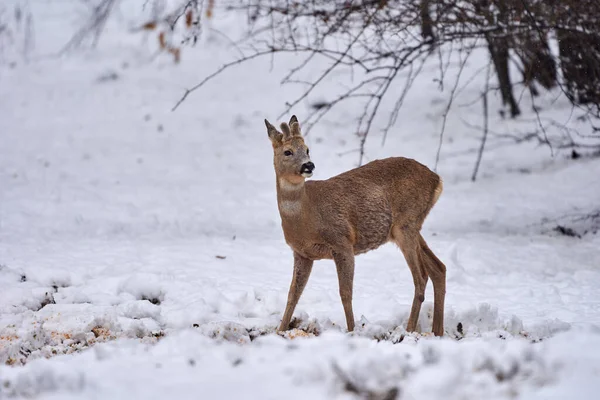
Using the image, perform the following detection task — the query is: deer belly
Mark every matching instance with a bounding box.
[353,212,393,254]
[289,242,332,260]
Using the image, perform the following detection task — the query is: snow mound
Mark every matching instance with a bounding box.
[1,361,86,398]
[118,274,166,305]
[3,328,599,399]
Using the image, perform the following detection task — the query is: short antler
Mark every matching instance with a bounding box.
[289,115,301,137]
[280,123,292,139]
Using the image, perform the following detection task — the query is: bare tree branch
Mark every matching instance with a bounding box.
[434,40,477,171]
[164,0,600,167]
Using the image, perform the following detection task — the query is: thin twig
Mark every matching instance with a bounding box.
[172,49,275,111]
[472,60,491,181]
[529,87,554,157]
[382,57,427,146]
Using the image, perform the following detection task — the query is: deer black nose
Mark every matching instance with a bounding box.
[301,162,315,173]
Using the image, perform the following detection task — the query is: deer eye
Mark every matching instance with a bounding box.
[284,150,293,156]
[306,148,310,155]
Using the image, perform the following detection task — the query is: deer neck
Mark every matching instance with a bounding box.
[276,176,307,219]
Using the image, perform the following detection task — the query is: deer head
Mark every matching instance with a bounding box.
[265,115,314,185]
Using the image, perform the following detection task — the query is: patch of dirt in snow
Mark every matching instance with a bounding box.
[0,319,164,366]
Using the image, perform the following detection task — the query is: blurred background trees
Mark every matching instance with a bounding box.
[3,0,600,164]
[153,0,600,165]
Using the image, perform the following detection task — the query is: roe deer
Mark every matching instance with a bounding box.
[266,115,446,336]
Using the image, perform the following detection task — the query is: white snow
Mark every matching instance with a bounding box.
[1,1,600,399]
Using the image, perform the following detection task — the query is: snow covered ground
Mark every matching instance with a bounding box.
[1,1,600,399]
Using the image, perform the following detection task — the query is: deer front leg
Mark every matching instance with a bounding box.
[332,249,355,332]
[278,252,314,332]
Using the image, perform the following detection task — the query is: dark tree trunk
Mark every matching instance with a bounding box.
[420,0,435,44]
[477,0,521,118]
[514,32,557,92]
[487,35,521,118]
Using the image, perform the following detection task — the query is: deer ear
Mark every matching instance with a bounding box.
[289,115,301,137]
[265,119,282,145]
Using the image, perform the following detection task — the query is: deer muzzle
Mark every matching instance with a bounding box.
[300,162,315,177]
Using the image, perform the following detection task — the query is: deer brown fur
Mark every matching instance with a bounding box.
[265,115,447,336]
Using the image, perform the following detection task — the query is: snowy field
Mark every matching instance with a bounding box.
[1,1,600,399]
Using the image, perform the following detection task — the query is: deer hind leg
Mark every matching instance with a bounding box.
[332,249,355,332]
[418,234,446,336]
[393,227,427,333]
[278,252,314,332]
